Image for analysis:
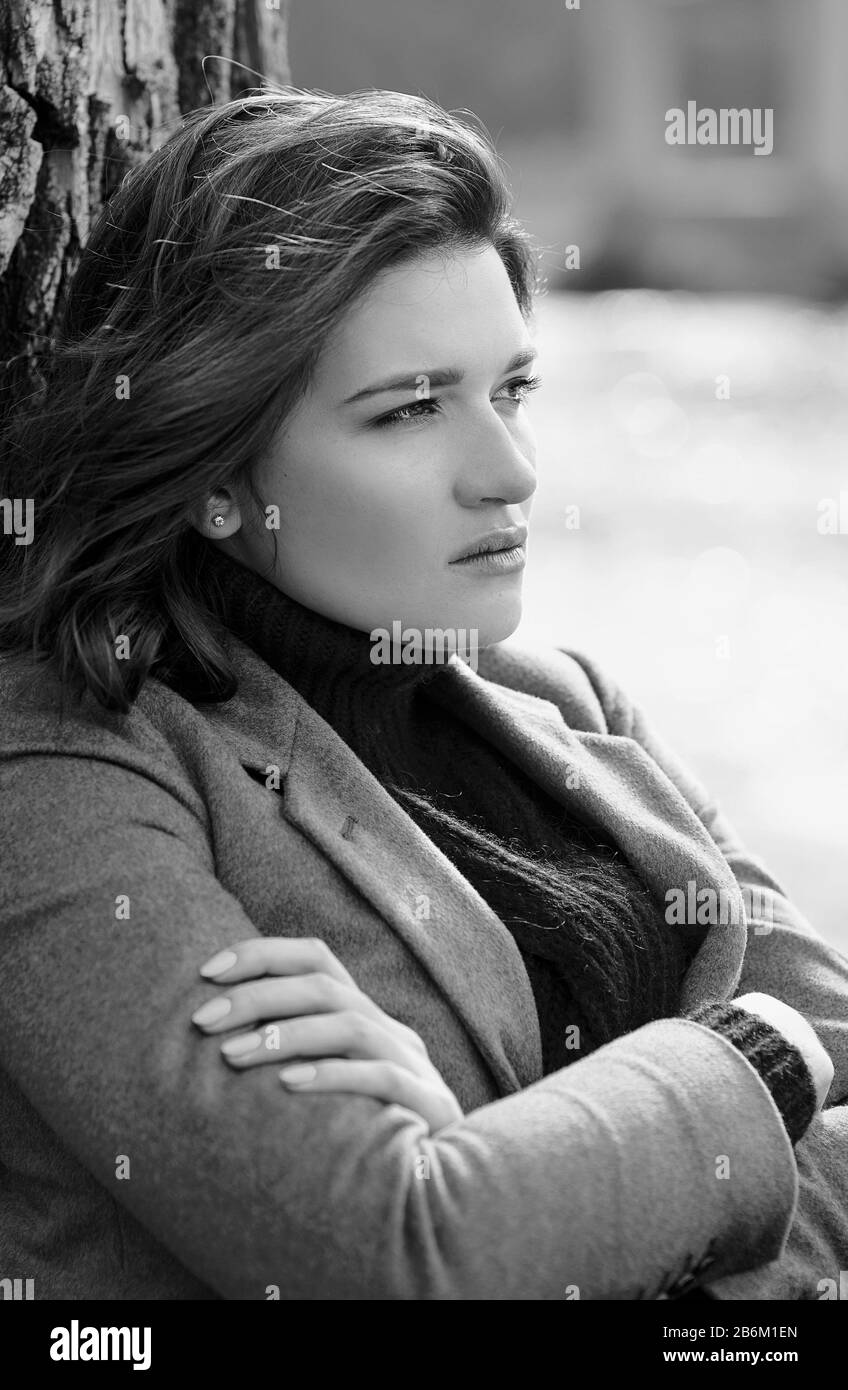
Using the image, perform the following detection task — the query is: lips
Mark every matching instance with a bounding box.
[449,524,528,564]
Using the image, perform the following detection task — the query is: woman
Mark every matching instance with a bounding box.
[0,87,846,1302]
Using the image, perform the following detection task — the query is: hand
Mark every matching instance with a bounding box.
[192,936,464,1134]
[733,991,834,1112]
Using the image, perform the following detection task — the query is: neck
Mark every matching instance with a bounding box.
[200,544,449,726]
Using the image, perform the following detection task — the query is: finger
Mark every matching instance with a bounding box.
[218,1011,415,1069]
[192,973,387,1034]
[198,936,357,989]
[277,1058,445,1122]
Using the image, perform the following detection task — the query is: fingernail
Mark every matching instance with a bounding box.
[279,1064,317,1085]
[192,997,232,1027]
[220,1031,263,1058]
[199,949,238,979]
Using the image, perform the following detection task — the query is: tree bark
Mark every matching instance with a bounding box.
[0,0,291,428]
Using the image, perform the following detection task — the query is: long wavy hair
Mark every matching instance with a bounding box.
[0,86,537,709]
[0,87,694,1060]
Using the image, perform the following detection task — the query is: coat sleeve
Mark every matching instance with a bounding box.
[0,747,800,1301]
[561,646,848,1108]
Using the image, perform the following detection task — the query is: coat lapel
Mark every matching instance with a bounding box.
[197,635,748,1097]
[280,696,545,1094]
[198,637,544,1095]
[433,657,749,1007]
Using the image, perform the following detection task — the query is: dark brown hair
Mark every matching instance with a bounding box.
[0,86,538,710]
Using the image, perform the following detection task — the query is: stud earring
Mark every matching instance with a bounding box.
[211,514,225,528]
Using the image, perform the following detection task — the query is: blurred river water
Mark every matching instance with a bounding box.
[516,289,848,955]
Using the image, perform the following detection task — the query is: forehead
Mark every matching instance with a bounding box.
[312,244,527,389]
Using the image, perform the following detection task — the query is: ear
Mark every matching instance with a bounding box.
[187,490,243,539]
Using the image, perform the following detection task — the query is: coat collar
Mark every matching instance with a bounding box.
[196,634,748,1095]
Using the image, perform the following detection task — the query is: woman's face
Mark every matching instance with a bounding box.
[216,241,538,648]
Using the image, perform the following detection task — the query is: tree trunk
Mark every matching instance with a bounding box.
[0,0,292,428]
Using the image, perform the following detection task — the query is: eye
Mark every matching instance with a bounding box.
[497,374,543,406]
[372,374,542,429]
[372,398,442,429]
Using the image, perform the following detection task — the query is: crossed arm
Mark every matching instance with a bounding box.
[0,744,804,1300]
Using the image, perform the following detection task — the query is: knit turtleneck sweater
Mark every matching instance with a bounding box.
[188,543,816,1146]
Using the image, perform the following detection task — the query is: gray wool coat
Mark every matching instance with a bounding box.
[0,633,847,1301]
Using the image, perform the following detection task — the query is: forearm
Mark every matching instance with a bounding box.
[0,983,799,1300]
[0,753,801,1300]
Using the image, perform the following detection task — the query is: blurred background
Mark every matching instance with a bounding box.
[290,0,848,953]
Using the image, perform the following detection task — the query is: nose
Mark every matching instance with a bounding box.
[452,414,537,509]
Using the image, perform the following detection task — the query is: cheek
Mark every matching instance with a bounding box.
[270,438,437,572]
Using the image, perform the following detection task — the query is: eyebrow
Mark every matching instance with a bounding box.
[339,346,539,406]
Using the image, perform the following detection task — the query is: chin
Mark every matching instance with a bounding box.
[474,593,523,649]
